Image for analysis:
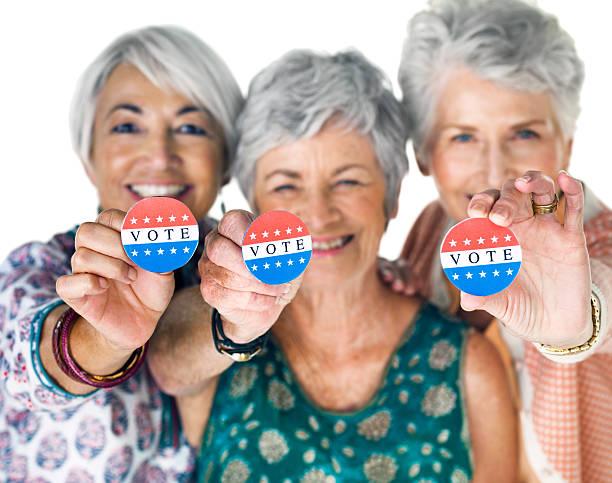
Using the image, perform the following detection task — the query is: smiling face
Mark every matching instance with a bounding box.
[253,125,390,288]
[424,68,572,222]
[88,64,225,220]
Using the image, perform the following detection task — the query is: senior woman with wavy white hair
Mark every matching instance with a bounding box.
[149,50,517,482]
[0,26,243,481]
[384,0,612,481]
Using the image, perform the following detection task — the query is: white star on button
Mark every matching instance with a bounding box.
[250,233,256,240]
[286,227,292,235]
[477,237,485,245]
[144,249,151,256]
[506,268,514,276]
[143,216,150,224]
[463,238,471,246]
[275,261,282,268]
[299,257,305,264]
[182,214,189,221]
[170,247,177,254]
[479,270,486,278]
[263,263,270,269]
[449,239,457,247]
[274,229,281,236]
[466,272,473,279]
[131,250,138,256]
[157,248,164,255]
[296,226,303,233]
[287,259,294,266]
[491,236,498,243]
[452,273,459,280]
[504,234,512,242]
[493,270,500,277]
[183,247,190,253]
[251,265,258,271]
[262,231,269,238]
[169,215,176,222]
[130,217,137,225]
[156,216,163,223]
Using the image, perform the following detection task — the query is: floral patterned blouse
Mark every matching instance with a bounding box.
[197,303,473,483]
[0,221,211,482]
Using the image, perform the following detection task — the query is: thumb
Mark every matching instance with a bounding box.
[460,291,507,319]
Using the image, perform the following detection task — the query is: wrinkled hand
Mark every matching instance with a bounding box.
[461,170,592,347]
[56,209,175,351]
[200,210,301,343]
[379,258,424,296]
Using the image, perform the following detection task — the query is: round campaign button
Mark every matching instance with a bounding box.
[121,197,199,273]
[440,217,522,296]
[242,211,312,285]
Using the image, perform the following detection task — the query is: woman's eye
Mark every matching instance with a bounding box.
[272,184,296,193]
[335,179,361,187]
[176,124,208,136]
[111,123,139,134]
[451,133,474,143]
[514,129,539,140]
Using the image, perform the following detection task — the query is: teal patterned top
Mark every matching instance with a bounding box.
[197,303,473,483]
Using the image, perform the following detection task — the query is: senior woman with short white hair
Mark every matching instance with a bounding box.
[0,26,244,481]
[149,50,517,482]
[385,0,612,481]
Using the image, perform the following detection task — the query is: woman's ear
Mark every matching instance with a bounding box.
[414,146,430,176]
[562,137,573,172]
[83,161,97,186]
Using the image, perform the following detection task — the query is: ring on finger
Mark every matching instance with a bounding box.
[531,193,559,215]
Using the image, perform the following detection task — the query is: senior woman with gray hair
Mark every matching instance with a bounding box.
[0,26,244,481]
[383,0,612,481]
[149,50,517,482]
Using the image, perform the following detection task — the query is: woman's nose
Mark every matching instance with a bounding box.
[297,191,340,232]
[483,143,511,189]
[144,130,178,169]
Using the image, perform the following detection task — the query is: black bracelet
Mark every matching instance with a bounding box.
[210,308,270,357]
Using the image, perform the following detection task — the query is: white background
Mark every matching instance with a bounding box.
[0,0,610,261]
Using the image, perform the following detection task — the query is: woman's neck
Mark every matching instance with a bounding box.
[273,268,409,361]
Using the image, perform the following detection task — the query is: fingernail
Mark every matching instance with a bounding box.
[518,175,531,183]
[128,267,138,281]
[471,202,486,213]
[99,277,109,289]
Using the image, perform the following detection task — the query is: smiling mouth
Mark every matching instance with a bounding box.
[127,184,191,198]
[311,235,354,255]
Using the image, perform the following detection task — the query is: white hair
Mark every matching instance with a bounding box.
[69,25,243,175]
[234,49,410,216]
[399,0,584,171]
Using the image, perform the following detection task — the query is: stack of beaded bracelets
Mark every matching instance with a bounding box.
[52,307,148,388]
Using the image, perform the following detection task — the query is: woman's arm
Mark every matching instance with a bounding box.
[464,331,518,482]
[148,210,300,396]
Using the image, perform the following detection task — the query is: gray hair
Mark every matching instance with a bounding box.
[70,25,243,176]
[399,0,584,171]
[234,49,410,216]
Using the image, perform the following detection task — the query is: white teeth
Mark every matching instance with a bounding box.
[312,237,346,251]
[130,184,186,197]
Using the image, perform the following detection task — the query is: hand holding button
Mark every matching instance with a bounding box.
[56,208,175,352]
[459,170,592,348]
[200,210,307,343]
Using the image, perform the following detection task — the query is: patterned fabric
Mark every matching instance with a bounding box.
[400,185,612,482]
[197,303,473,483]
[0,218,212,482]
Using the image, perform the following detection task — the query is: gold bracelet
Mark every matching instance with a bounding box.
[536,293,601,355]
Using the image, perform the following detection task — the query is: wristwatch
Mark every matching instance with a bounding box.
[211,308,270,362]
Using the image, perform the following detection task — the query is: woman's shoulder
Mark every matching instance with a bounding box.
[0,226,77,283]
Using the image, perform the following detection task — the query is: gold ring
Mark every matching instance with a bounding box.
[532,193,559,215]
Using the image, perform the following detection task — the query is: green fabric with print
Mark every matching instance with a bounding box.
[197,303,473,483]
